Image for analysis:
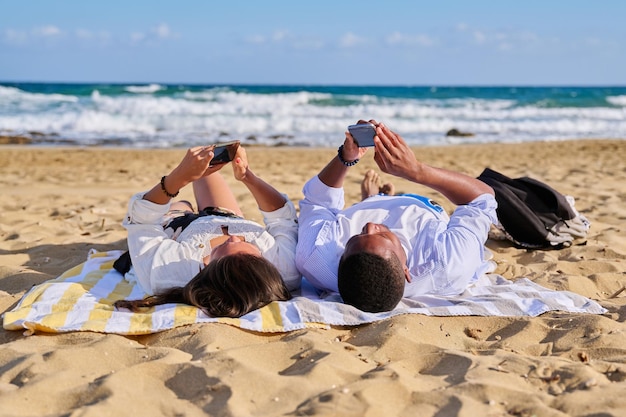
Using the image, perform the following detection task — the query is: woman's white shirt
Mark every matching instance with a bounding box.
[123,193,300,295]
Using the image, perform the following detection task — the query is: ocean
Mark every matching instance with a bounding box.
[1,82,625,148]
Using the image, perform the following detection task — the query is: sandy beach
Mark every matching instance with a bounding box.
[1,140,625,417]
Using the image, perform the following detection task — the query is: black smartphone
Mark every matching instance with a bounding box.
[210,140,240,165]
[348,123,376,147]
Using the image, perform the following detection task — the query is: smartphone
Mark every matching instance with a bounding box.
[348,123,376,147]
[210,140,240,165]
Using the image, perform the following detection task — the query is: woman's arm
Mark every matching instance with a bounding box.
[231,147,287,212]
[123,194,204,295]
[143,146,223,205]
[261,198,301,290]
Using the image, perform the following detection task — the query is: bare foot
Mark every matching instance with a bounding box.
[361,169,381,200]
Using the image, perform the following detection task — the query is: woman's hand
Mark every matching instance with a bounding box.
[143,146,225,205]
[173,146,225,184]
[231,146,250,182]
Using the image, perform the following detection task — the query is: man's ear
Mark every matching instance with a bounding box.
[404,265,411,283]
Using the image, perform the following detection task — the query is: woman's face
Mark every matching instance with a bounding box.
[209,235,261,261]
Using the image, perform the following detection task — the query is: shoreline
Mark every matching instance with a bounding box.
[1,139,625,416]
[2,132,625,148]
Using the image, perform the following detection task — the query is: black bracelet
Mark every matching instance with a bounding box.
[337,145,359,167]
[160,176,179,198]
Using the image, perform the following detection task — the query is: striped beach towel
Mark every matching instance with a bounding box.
[3,250,607,335]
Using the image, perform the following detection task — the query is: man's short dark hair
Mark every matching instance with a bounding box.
[338,252,405,312]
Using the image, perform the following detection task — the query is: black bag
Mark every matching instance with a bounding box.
[478,168,590,249]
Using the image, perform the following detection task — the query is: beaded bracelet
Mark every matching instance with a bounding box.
[337,145,359,167]
[160,176,179,198]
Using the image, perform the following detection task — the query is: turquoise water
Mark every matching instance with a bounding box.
[1,82,625,147]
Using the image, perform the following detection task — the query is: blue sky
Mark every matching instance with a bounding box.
[1,0,625,85]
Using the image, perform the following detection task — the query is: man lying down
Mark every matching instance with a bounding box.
[296,120,497,312]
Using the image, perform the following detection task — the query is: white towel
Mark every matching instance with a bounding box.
[2,250,607,335]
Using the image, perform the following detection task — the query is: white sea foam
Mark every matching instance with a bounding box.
[124,84,165,94]
[607,95,626,106]
[1,86,625,147]
[0,86,78,114]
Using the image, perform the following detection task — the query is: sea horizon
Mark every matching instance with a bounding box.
[1,81,625,148]
[4,79,626,87]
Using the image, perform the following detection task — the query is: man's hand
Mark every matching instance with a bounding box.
[342,120,371,162]
[373,123,421,181]
[373,122,494,204]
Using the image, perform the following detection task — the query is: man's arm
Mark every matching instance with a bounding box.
[295,175,345,292]
[317,131,369,188]
[373,123,494,205]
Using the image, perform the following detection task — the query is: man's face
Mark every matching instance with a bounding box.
[343,222,408,266]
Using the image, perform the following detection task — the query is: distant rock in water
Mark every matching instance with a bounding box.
[446,128,475,137]
[0,135,33,145]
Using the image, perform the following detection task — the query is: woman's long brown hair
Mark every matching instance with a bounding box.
[114,253,291,318]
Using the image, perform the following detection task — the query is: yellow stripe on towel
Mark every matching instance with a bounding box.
[217,317,242,328]
[83,305,116,332]
[261,301,284,331]
[37,282,90,330]
[2,283,55,329]
[83,270,135,333]
[5,249,606,336]
[57,263,87,281]
[173,304,200,328]
[128,311,159,335]
[123,305,200,334]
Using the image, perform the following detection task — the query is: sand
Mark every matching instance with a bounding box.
[1,140,625,417]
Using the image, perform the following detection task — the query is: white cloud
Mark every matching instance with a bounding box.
[292,37,324,50]
[2,25,63,45]
[130,32,146,43]
[245,34,267,44]
[153,23,170,38]
[242,30,323,50]
[152,23,178,40]
[244,30,288,44]
[455,23,553,51]
[3,23,171,47]
[386,31,436,47]
[472,30,486,44]
[498,42,513,51]
[339,32,366,48]
[33,25,62,37]
[2,28,29,45]
[272,30,288,42]
[98,31,112,43]
[75,29,93,39]
[464,27,618,55]
[73,28,112,46]
[585,37,605,47]
[519,31,539,42]
[127,24,178,45]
